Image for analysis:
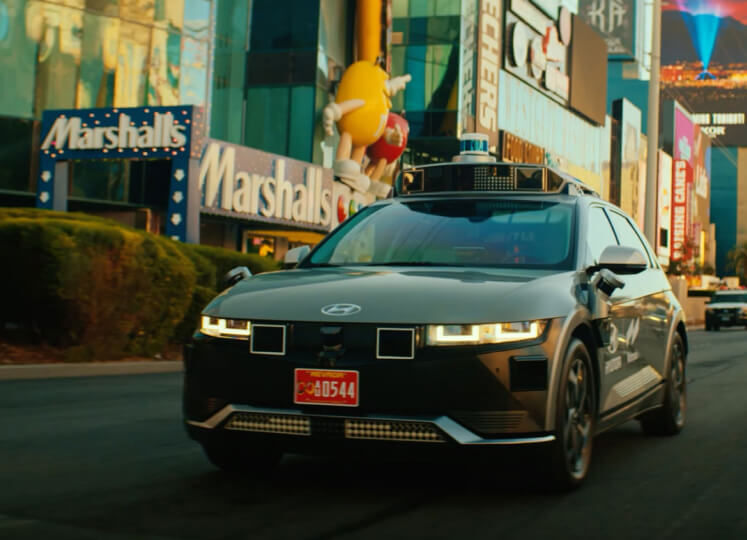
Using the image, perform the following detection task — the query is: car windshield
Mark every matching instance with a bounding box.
[711,293,747,304]
[305,198,575,270]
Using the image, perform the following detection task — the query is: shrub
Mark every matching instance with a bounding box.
[176,243,281,289]
[173,285,217,343]
[0,207,282,358]
[0,214,196,358]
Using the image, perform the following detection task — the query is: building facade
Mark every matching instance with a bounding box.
[0,0,372,258]
[391,0,611,195]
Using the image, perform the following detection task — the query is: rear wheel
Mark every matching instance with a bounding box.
[545,339,596,491]
[202,440,282,474]
[640,333,686,436]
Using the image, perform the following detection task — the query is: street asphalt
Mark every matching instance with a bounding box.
[0,328,746,540]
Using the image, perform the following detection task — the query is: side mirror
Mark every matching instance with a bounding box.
[223,266,251,288]
[596,245,648,275]
[284,245,311,267]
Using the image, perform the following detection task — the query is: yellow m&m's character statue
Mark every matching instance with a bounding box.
[323,61,410,192]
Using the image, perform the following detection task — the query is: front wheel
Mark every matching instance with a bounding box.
[640,333,686,436]
[544,338,596,491]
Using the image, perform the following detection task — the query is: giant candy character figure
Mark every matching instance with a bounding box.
[322,61,410,192]
[365,112,409,185]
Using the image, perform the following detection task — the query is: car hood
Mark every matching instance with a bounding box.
[204,266,579,324]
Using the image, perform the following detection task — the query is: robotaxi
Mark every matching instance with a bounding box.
[183,136,688,489]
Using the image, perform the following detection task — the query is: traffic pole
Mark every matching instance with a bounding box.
[644,0,662,245]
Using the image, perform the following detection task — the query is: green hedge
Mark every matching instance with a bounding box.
[0,208,281,359]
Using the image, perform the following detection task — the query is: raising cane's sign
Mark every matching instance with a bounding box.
[670,160,692,261]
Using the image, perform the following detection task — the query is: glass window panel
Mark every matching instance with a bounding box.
[244,87,289,156]
[312,83,333,167]
[390,46,405,111]
[183,0,210,39]
[154,0,183,32]
[427,16,459,43]
[119,0,154,25]
[0,0,37,117]
[403,45,426,111]
[70,159,128,203]
[319,0,348,68]
[408,0,430,17]
[392,0,408,18]
[0,117,33,192]
[76,13,119,108]
[587,207,619,263]
[288,86,314,162]
[32,4,82,115]
[180,36,208,106]
[114,21,150,107]
[435,0,460,16]
[290,0,319,49]
[210,0,249,143]
[85,0,119,16]
[251,0,318,51]
[147,29,180,105]
[607,210,653,266]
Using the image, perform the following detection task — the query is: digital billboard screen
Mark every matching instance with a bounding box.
[661,0,747,147]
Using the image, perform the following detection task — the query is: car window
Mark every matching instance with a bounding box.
[606,211,652,266]
[587,207,619,264]
[307,199,576,270]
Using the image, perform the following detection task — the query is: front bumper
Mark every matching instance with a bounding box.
[183,319,564,451]
[706,310,747,326]
[186,404,555,448]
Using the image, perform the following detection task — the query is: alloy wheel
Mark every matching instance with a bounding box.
[669,341,686,428]
[563,357,593,479]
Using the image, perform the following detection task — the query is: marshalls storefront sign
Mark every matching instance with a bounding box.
[37,106,199,242]
[198,140,372,231]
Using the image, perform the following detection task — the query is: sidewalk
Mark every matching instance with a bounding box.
[0,360,183,381]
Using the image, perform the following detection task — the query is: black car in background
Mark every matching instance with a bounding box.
[183,154,688,490]
[705,290,747,330]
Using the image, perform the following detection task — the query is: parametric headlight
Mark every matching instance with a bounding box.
[200,316,251,339]
[426,321,547,346]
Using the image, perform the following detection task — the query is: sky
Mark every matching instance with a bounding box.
[663,0,747,25]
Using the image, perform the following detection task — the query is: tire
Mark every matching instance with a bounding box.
[202,440,282,474]
[640,333,686,436]
[544,338,596,491]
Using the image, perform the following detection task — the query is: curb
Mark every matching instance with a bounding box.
[0,360,183,381]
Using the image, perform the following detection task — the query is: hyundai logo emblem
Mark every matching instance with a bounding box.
[321,304,362,316]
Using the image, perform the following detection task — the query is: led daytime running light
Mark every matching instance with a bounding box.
[426,321,546,346]
[201,316,251,339]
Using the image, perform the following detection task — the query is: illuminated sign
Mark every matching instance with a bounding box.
[501,131,545,164]
[199,141,371,230]
[41,111,187,151]
[670,160,692,261]
[37,106,199,243]
[475,0,501,150]
[578,0,636,57]
[657,151,673,263]
[503,5,571,105]
[692,112,745,137]
[660,1,747,146]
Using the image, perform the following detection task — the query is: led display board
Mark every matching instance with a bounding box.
[661,0,747,147]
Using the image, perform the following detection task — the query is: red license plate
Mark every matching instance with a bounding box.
[294,369,359,407]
